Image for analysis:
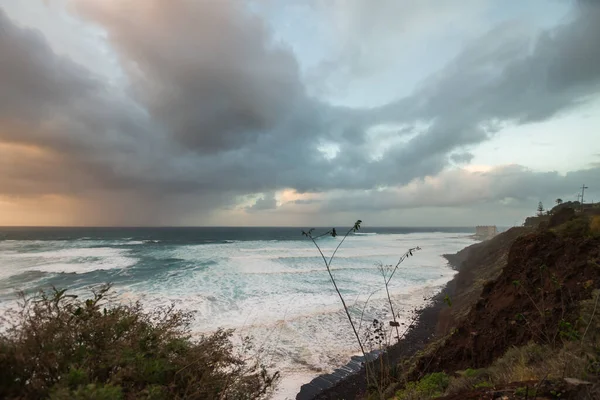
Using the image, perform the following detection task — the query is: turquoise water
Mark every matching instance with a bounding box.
[0,226,475,397]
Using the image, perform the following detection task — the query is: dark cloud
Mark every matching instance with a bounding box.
[74,0,304,153]
[0,10,95,122]
[290,199,321,205]
[0,1,599,224]
[450,152,474,164]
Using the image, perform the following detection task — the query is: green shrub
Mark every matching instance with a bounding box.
[558,320,581,341]
[515,386,537,397]
[463,368,484,378]
[473,381,493,389]
[0,286,278,399]
[396,372,450,399]
[66,368,88,389]
[444,368,493,395]
[556,215,590,237]
[50,384,123,400]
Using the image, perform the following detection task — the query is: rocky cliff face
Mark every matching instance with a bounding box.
[437,227,528,335]
[418,227,600,374]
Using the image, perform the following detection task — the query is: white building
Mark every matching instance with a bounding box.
[475,225,498,239]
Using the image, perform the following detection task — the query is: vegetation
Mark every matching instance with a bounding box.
[395,373,449,400]
[393,286,600,399]
[378,247,421,344]
[591,215,600,235]
[0,285,278,400]
[537,201,545,216]
[302,221,423,398]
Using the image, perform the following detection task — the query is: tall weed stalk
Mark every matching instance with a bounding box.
[302,221,422,398]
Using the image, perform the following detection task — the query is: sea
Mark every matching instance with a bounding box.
[0,226,476,399]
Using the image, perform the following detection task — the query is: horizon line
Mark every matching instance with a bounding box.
[0,225,497,229]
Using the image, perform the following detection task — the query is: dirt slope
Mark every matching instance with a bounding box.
[417,229,600,373]
[438,227,528,335]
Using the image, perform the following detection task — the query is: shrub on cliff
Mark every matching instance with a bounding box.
[395,372,450,399]
[555,214,591,237]
[0,285,278,400]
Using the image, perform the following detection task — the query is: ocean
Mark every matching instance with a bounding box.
[0,226,476,399]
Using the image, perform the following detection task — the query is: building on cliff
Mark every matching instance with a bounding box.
[475,225,498,239]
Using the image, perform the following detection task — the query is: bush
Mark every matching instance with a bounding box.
[444,368,493,396]
[0,286,278,399]
[396,372,450,399]
[556,215,590,237]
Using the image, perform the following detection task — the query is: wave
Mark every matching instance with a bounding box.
[121,240,145,245]
[235,264,444,275]
[0,247,138,278]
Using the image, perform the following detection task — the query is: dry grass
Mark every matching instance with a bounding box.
[442,290,600,398]
[591,215,600,235]
[390,289,600,400]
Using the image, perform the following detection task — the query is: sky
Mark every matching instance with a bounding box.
[0,0,599,227]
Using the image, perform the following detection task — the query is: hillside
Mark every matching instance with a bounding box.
[401,212,600,399]
[417,228,600,372]
[438,227,529,335]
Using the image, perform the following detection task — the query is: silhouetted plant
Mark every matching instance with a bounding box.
[537,202,545,216]
[378,247,421,343]
[302,220,366,356]
[302,221,424,398]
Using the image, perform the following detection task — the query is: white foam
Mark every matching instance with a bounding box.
[0,231,475,398]
[0,246,137,279]
[274,371,318,400]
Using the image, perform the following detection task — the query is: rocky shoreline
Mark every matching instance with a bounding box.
[296,276,461,400]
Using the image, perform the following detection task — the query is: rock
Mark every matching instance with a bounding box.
[309,376,332,390]
[296,383,321,400]
[345,360,362,372]
[333,369,352,379]
[350,355,364,363]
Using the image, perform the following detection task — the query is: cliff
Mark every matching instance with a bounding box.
[402,212,600,399]
[420,228,600,372]
[438,227,529,335]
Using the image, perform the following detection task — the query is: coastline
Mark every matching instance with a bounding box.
[299,228,526,399]
[296,274,461,400]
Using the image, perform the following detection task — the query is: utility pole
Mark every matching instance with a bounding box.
[580,184,588,211]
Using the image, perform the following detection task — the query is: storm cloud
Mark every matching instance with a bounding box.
[0,0,599,225]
